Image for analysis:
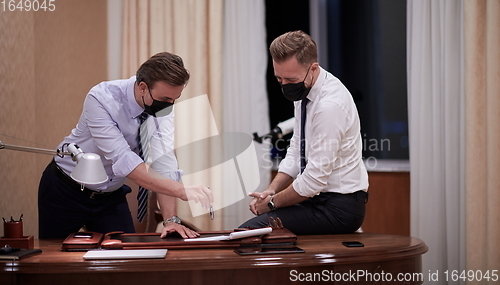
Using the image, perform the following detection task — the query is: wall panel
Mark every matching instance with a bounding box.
[0,1,107,238]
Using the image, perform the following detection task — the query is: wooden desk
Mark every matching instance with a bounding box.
[1,233,427,285]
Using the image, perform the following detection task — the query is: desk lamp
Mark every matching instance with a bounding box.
[0,141,107,185]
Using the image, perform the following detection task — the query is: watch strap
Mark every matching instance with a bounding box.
[268,195,277,211]
[162,215,181,226]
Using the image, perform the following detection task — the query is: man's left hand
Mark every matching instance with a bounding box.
[160,222,200,239]
[248,193,273,216]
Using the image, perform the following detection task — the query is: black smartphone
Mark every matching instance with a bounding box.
[234,246,305,255]
[342,241,364,247]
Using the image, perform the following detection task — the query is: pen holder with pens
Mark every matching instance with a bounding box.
[4,221,23,238]
[1,216,34,249]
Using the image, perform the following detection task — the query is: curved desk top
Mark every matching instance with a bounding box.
[1,233,428,285]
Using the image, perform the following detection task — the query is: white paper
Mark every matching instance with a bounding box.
[184,227,272,242]
[184,235,232,242]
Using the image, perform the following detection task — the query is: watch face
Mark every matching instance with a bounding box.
[268,201,276,211]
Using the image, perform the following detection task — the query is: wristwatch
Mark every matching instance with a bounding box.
[162,215,181,226]
[268,195,277,211]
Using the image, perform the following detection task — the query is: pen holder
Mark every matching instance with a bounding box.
[4,221,23,238]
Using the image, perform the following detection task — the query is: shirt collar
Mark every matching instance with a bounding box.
[127,76,144,119]
[305,67,327,102]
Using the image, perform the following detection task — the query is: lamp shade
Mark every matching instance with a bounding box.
[70,153,108,185]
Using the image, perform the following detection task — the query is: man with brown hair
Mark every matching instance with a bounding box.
[241,31,369,234]
[38,52,212,239]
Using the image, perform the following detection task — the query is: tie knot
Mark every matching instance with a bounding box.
[138,112,149,124]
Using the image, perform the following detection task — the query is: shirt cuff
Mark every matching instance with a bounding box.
[158,169,183,182]
[292,173,323,198]
[112,151,144,177]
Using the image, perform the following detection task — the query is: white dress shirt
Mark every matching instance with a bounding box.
[278,67,369,197]
[55,76,181,191]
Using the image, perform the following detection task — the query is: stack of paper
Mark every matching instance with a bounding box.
[184,227,272,242]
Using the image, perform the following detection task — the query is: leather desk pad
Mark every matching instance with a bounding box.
[101,231,261,250]
[61,228,296,251]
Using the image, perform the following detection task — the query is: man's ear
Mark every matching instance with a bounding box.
[137,81,148,92]
[311,62,320,73]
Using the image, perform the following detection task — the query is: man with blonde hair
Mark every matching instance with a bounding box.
[241,31,369,234]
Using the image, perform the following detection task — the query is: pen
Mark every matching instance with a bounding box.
[19,214,23,222]
[2,217,6,223]
[10,216,14,222]
[206,186,214,220]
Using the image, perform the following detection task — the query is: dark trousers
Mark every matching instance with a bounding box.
[239,191,368,235]
[38,162,135,239]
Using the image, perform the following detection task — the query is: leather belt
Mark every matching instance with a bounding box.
[49,159,113,199]
[319,191,369,203]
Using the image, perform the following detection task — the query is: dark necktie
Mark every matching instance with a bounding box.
[137,112,149,222]
[300,99,309,174]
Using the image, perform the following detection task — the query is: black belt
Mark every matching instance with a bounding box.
[318,191,369,203]
[49,159,113,199]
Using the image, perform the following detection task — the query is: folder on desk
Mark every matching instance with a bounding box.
[96,227,293,250]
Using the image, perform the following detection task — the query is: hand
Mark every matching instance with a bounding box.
[160,222,200,239]
[181,184,213,210]
[248,189,275,215]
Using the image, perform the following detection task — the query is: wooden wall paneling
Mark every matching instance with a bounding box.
[362,171,411,236]
[0,1,107,238]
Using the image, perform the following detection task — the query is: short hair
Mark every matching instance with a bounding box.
[269,30,318,66]
[136,52,190,88]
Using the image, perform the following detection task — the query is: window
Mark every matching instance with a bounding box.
[264,0,408,161]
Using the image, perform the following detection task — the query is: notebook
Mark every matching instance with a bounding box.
[0,248,42,260]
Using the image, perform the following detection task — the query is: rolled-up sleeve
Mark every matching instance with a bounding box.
[84,94,143,177]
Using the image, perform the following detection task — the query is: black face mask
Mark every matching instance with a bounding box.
[142,87,174,117]
[281,66,312,101]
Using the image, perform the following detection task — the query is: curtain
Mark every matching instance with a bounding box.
[121,0,268,231]
[122,0,150,79]
[464,0,500,281]
[407,1,466,284]
[221,0,270,229]
[122,0,224,231]
[149,0,224,231]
